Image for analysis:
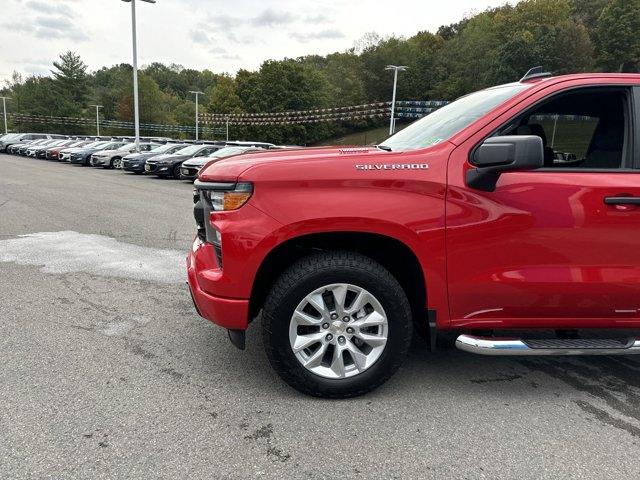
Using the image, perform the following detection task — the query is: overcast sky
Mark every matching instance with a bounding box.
[0,0,514,80]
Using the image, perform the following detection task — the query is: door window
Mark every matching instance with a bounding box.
[504,88,629,169]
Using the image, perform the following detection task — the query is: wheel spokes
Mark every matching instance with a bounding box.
[345,289,374,315]
[355,331,387,347]
[306,292,330,319]
[351,311,386,329]
[328,284,348,316]
[329,345,346,378]
[302,343,328,368]
[290,283,389,379]
[292,309,322,326]
[346,342,369,372]
[292,331,325,353]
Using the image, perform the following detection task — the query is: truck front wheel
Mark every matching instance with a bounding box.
[262,251,413,398]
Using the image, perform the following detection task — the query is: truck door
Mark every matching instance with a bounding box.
[446,85,640,329]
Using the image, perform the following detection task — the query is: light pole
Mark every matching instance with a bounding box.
[90,104,103,136]
[189,91,204,141]
[1,96,10,134]
[385,65,407,135]
[122,0,156,151]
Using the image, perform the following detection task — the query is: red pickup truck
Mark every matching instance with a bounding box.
[188,70,640,398]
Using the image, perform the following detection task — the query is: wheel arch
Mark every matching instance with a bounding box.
[248,231,428,329]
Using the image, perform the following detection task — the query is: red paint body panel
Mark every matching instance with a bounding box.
[446,75,640,329]
[188,73,640,333]
[187,236,250,329]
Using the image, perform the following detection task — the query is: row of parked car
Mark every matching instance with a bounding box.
[0,132,277,181]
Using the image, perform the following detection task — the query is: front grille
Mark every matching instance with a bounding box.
[193,188,222,268]
[182,167,198,177]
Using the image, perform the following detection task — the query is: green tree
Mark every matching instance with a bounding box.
[51,51,90,116]
[115,72,171,126]
[597,0,640,72]
[206,75,243,113]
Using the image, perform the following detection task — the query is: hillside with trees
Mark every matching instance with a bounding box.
[2,0,639,145]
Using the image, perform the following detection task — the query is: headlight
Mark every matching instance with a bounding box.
[201,182,253,211]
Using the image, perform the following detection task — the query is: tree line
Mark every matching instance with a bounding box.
[2,0,639,145]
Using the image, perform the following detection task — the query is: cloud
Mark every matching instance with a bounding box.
[25,0,74,18]
[250,9,297,27]
[209,46,228,55]
[33,15,89,41]
[190,29,210,45]
[190,24,257,48]
[6,0,88,42]
[209,14,242,30]
[5,16,89,41]
[290,29,346,43]
[23,63,52,76]
[303,13,332,24]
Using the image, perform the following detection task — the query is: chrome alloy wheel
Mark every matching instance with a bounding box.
[112,158,122,169]
[289,283,389,379]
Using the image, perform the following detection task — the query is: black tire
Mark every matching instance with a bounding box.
[172,164,182,179]
[262,251,413,398]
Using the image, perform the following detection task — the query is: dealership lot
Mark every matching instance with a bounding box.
[1,153,640,479]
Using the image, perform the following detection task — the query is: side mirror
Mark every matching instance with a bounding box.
[466,135,543,192]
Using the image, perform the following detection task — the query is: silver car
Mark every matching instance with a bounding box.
[90,142,160,169]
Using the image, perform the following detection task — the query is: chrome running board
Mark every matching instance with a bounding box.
[456,335,640,356]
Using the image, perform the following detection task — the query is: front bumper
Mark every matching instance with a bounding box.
[145,162,171,175]
[180,165,200,181]
[186,237,250,330]
[91,156,108,167]
[122,160,146,172]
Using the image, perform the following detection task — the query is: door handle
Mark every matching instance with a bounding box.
[604,197,640,206]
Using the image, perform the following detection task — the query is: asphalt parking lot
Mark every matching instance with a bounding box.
[1,153,640,479]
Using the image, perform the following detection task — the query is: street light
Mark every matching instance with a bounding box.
[90,104,103,136]
[0,96,10,134]
[189,91,204,141]
[121,0,156,152]
[385,65,407,135]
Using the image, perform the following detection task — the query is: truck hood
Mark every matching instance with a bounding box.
[199,146,390,182]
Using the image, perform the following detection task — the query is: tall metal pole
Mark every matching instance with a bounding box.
[130,0,140,151]
[226,117,229,141]
[385,65,407,135]
[189,91,204,141]
[90,104,103,136]
[390,69,398,135]
[1,97,9,134]
[122,1,155,150]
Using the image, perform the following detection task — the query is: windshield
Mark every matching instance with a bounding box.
[118,143,136,150]
[175,145,203,156]
[98,142,122,150]
[211,147,250,158]
[380,84,529,151]
[150,143,184,153]
[0,133,18,141]
[83,141,106,149]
